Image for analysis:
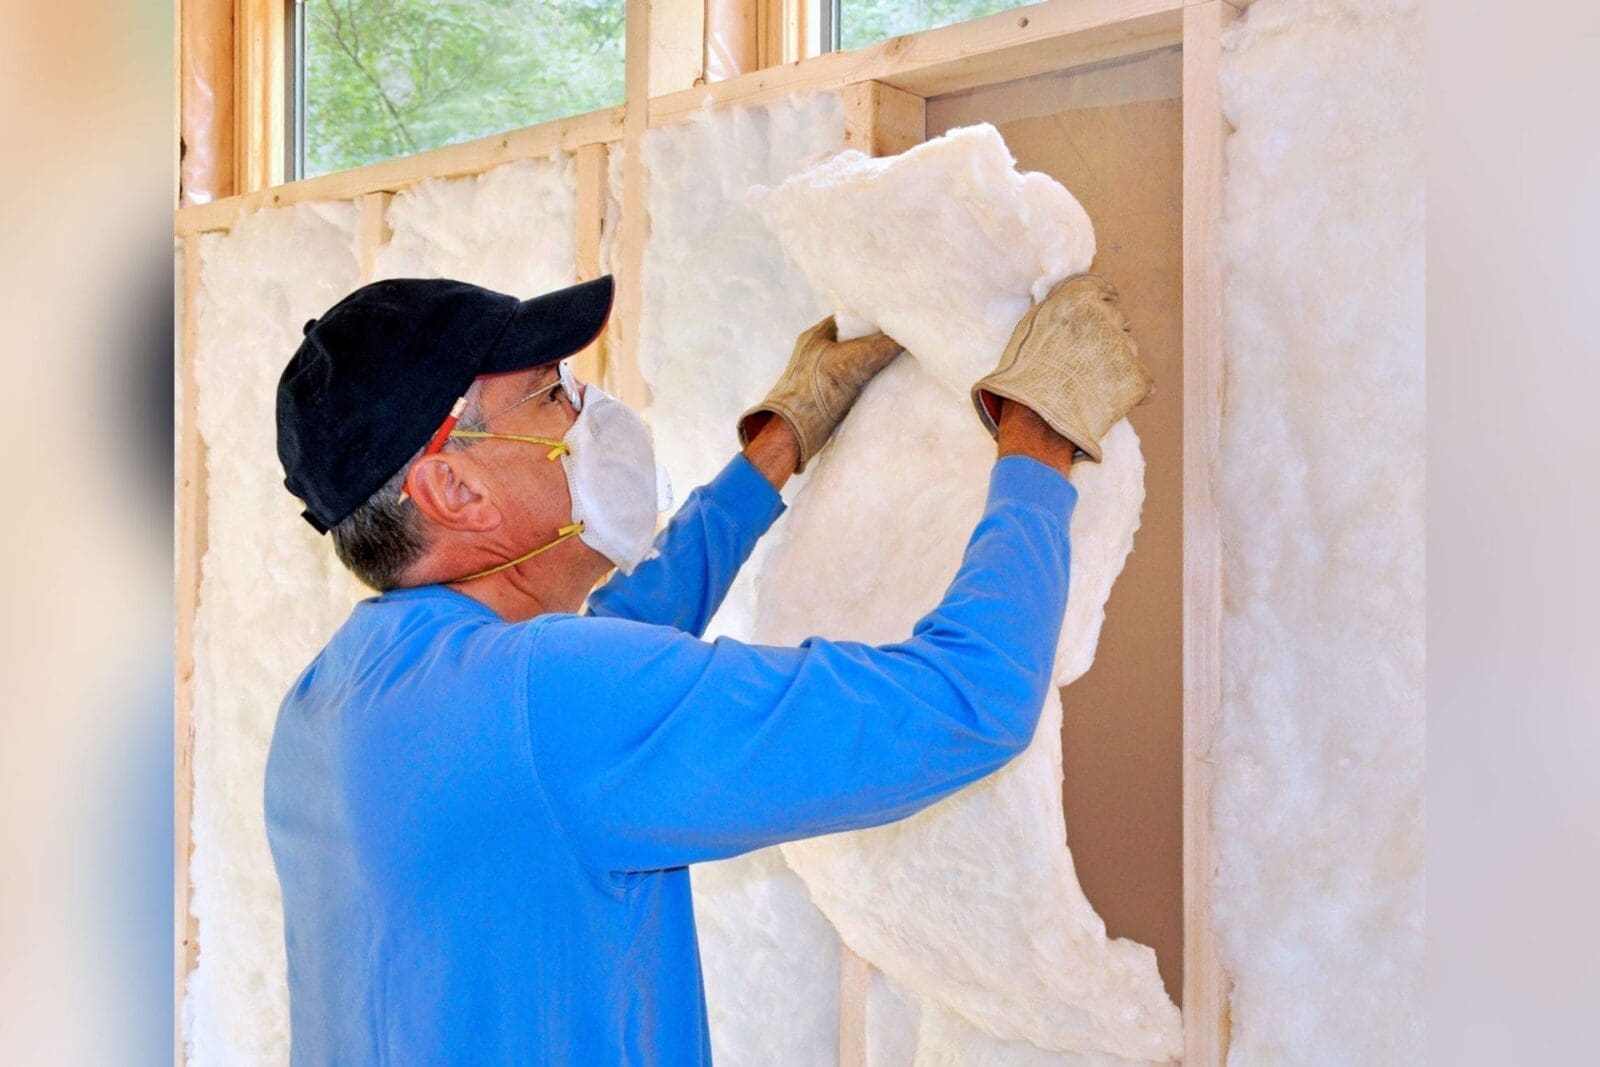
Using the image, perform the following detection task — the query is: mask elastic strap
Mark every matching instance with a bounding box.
[454,521,586,583]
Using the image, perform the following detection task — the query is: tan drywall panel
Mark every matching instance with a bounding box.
[928,48,1185,1002]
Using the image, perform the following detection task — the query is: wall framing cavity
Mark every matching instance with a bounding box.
[175,1,1249,1063]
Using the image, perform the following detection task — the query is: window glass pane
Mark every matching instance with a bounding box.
[302,0,625,178]
[837,0,1024,52]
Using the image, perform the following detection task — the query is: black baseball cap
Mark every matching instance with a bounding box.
[277,275,614,533]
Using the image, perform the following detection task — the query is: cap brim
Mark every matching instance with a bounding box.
[480,275,615,376]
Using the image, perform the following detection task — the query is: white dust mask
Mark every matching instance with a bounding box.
[559,385,668,575]
[443,383,671,583]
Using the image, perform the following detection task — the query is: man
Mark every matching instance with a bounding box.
[266,271,1150,1065]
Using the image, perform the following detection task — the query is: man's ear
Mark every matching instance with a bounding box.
[406,453,501,532]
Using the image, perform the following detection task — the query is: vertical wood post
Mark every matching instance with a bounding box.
[757,0,808,67]
[842,82,926,156]
[357,191,392,284]
[573,143,611,386]
[649,0,709,97]
[175,237,207,1067]
[834,81,925,1067]
[613,0,707,408]
[612,0,655,409]
[837,945,872,1067]
[1181,2,1237,1063]
[235,0,286,193]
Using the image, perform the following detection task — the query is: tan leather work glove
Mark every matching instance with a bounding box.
[971,274,1153,462]
[738,316,904,473]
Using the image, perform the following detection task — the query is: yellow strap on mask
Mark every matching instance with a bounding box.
[455,522,586,583]
[448,429,570,462]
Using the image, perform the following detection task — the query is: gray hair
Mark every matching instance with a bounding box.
[331,386,484,591]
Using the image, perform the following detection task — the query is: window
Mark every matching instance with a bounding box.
[295,0,626,179]
[827,0,1028,53]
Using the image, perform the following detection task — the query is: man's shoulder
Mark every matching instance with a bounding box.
[296,588,526,702]
[527,612,719,719]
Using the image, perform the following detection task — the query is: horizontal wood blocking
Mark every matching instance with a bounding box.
[175,105,626,236]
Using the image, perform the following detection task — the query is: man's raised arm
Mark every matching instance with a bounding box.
[585,320,902,634]
[537,274,1150,876]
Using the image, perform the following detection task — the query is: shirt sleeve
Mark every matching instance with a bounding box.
[527,456,1077,877]
[583,453,786,636]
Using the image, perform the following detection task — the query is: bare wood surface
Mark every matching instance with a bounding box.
[1181,1,1236,1062]
[843,82,926,156]
[357,192,393,284]
[573,143,610,386]
[611,1,653,410]
[175,237,207,1067]
[653,0,1185,127]
[756,0,806,68]
[650,0,708,96]
[234,0,285,193]
[175,106,626,236]
[837,945,872,1067]
[612,0,705,408]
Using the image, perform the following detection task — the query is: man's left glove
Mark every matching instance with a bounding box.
[737,316,904,473]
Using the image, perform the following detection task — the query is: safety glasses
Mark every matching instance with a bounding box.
[462,359,584,429]
[399,360,581,503]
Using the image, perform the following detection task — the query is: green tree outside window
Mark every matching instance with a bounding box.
[838,0,1025,52]
[303,0,625,178]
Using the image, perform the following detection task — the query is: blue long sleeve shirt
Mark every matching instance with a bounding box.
[265,452,1076,1066]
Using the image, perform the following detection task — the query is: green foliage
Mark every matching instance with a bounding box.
[304,0,625,177]
[300,0,1023,178]
[837,0,1024,52]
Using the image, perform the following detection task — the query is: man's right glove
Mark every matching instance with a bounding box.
[739,317,904,474]
[970,273,1154,461]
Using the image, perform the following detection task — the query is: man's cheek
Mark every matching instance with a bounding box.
[527,462,574,523]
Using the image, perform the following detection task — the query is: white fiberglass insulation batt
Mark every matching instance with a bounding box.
[754,126,1176,1064]
[188,202,364,1066]
[372,157,577,293]
[187,160,579,1066]
[640,94,850,1066]
[1214,1,1424,1064]
[638,98,1176,1064]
